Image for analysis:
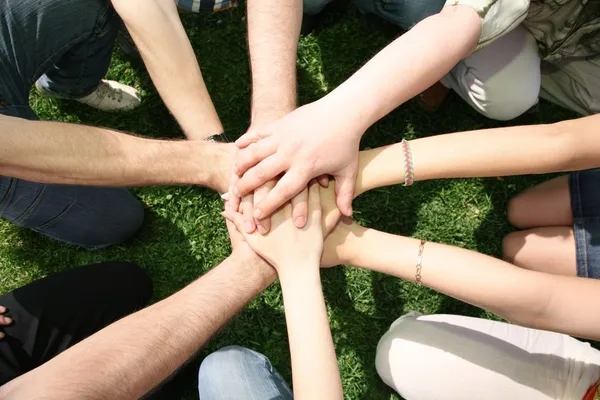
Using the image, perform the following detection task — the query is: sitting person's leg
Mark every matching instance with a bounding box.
[503,171,600,280]
[352,0,445,31]
[376,312,600,400]
[0,262,152,384]
[441,25,541,120]
[1,0,140,112]
[0,177,144,249]
[540,56,600,116]
[198,345,293,400]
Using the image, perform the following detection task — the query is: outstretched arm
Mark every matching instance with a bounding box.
[0,251,276,400]
[325,220,600,341]
[355,114,600,195]
[111,0,222,139]
[0,115,233,192]
[225,182,343,399]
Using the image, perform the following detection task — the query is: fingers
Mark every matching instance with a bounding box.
[254,181,275,235]
[0,316,12,326]
[233,138,277,178]
[241,194,256,233]
[291,187,308,229]
[221,210,247,236]
[307,179,322,227]
[253,168,309,221]
[317,174,330,188]
[334,170,357,217]
[235,128,271,149]
[227,164,241,212]
[235,154,287,198]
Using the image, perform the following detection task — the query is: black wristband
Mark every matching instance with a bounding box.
[204,132,231,143]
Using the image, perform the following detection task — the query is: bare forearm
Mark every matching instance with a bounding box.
[0,253,276,400]
[322,6,480,137]
[280,270,342,399]
[356,114,600,195]
[0,116,222,187]
[344,225,600,340]
[247,0,301,124]
[112,0,222,139]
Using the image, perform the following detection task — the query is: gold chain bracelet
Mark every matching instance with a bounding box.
[415,239,426,285]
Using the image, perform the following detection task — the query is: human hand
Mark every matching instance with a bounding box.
[230,99,361,227]
[0,305,12,340]
[223,180,324,275]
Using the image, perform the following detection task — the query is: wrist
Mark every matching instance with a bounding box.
[230,248,278,284]
[279,264,321,286]
[321,87,374,137]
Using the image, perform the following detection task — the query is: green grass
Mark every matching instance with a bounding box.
[0,5,580,399]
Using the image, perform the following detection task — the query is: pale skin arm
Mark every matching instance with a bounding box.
[224,183,342,398]
[322,5,481,136]
[355,114,600,196]
[328,220,600,341]
[0,115,233,192]
[279,266,342,400]
[111,0,222,139]
[0,250,276,400]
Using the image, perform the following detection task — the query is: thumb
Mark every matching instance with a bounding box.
[222,211,248,236]
[334,169,357,217]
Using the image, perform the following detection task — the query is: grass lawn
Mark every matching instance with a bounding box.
[0,5,580,399]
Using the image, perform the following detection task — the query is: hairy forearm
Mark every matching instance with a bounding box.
[0,116,226,187]
[247,0,301,124]
[356,114,600,195]
[0,252,276,400]
[112,0,222,139]
[344,225,600,340]
[280,269,342,399]
[321,5,480,137]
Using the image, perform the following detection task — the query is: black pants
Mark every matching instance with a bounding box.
[0,262,152,385]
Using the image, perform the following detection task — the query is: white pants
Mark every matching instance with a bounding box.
[443,25,600,120]
[376,312,600,400]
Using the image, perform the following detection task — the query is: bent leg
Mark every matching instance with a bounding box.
[0,177,144,250]
[198,346,293,400]
[376,312,600,400]
[441,25,541,121]
[0,262,152,384]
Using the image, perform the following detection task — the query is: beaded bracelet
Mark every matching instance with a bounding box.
[401,139,415,187]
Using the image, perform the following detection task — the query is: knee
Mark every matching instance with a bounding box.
[199,346,260,395]
[375,312,422,392]
[479,88,539,121]
[303,0,332,15]
[95,191,145,249]
[507,194,529,228]
[199,346,257,384]
[502,231,524,263]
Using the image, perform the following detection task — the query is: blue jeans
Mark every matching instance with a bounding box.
[0,0,143,249]
[198,346,293,400]
[304,0,445,30]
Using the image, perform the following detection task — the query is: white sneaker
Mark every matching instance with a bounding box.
[36,79,141,112]
[75,80,141,111]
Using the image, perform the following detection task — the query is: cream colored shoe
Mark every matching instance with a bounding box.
[75,80,141,111]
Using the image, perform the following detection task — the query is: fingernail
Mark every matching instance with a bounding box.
[0,306,5,313]
[257,224,268,235]
[220,192,229,200]
[245,221,254,233]
[253,209,263,219]
[295,216,306,228]
[4,317,11,324]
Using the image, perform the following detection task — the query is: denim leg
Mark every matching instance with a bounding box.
[352,0,445,31]
[198,346,293,400]
[0,177,144,250]
[0,0,119,103]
